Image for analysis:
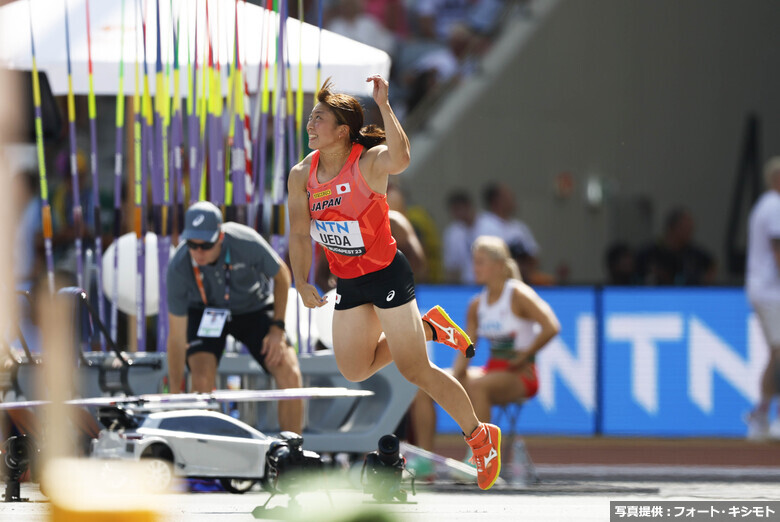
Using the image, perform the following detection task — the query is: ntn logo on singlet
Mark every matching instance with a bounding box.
[310,196,342,212]
[310,219,366,256]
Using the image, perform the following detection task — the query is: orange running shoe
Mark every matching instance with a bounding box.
[465,423,502,490]
[422,305,475,358]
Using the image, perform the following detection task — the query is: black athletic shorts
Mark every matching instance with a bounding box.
[186,304,274,371]
[334,250,416,311]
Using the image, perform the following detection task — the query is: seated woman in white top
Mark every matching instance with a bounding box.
[412,235,560,452]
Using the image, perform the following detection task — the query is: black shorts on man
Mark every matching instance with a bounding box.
[334,250,416,311]
[186,304,276,371]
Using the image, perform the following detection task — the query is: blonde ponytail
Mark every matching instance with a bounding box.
[505,257,521,281]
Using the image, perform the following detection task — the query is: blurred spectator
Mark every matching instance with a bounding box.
[744,157,780,440]
[413,0,470,41]
[322,0,522,119]
[443,189,477,284]
[327,0,396,55]
[474,182,542,283]
[604,242,639,286]
[364,0,409,38]
[386,183,428,281]
[404,23,481,113]
[390,210,427,280]
[636,207,715,286]
[412,0,503,41]
[466,0,507,34]
[12,170,43,290]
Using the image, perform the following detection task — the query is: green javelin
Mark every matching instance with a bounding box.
[28,0,56,294]
[296,0,304,162]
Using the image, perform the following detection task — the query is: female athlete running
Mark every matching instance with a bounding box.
[287,75,501,490]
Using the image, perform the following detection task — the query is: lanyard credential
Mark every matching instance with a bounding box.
[191,246,232,306]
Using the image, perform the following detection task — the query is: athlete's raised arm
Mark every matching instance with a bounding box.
[364,75,410,176]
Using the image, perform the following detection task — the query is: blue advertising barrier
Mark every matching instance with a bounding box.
[415,285,767,438]
[601,287,766,437]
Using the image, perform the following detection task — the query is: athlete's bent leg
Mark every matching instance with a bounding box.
[332,304,393,382]
[375,300,479,436]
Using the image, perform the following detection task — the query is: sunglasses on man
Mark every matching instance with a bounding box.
[186,240,217,251]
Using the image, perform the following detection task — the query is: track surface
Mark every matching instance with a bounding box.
[3,437,779,521]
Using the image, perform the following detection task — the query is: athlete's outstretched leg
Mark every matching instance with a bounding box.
[375,301,478,433]
[376,300,500,490]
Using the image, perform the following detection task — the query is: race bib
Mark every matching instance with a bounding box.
[197,308,230,338]
[310,220,366,256]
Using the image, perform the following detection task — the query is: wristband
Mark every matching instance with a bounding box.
[270,319,286,331]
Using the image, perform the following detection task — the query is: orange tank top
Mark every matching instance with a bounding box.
[307,143,397,279]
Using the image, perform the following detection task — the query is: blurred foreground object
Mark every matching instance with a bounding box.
[43,458,165,522]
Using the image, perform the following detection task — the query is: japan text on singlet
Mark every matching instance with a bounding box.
[307,143,397,279]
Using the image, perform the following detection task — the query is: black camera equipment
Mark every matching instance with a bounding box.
[264,432,323,499]
[361,434,415,503]
[2,435,38,502]
[252,432,330,515]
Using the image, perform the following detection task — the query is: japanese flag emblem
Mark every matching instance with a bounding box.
[336,183,351,195]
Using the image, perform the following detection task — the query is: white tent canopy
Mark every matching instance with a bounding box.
[0,0,390,96]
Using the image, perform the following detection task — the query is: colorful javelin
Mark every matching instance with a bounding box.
[224,0,236,214]
[151,0,166,212]
[64,0,85,288]
[28,0,55,294]
[253,0,275,232]
[198,1,208,202]
[270,0,287,256]
[284,0,296,169]
[240,0,253,204]
[85,0,106,349]
[306,0,325,354]
[170,0,184,231]
[153,0,171,352]
[315,0,322,98]
[186,0,200,204]
[297,0,309,354]
[206,0,224,205]
[137,0,150,352]
[296,0,304,162]
[228,0,247,224]
[111,0,127,343]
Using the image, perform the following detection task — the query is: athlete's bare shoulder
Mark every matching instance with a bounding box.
[361,143,387,162]
[290,152,316,181]
[293,151,316,171]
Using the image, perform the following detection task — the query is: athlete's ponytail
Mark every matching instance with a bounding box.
[318,78,386,149]
[356,124,386,149]
[472,235,522,281]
